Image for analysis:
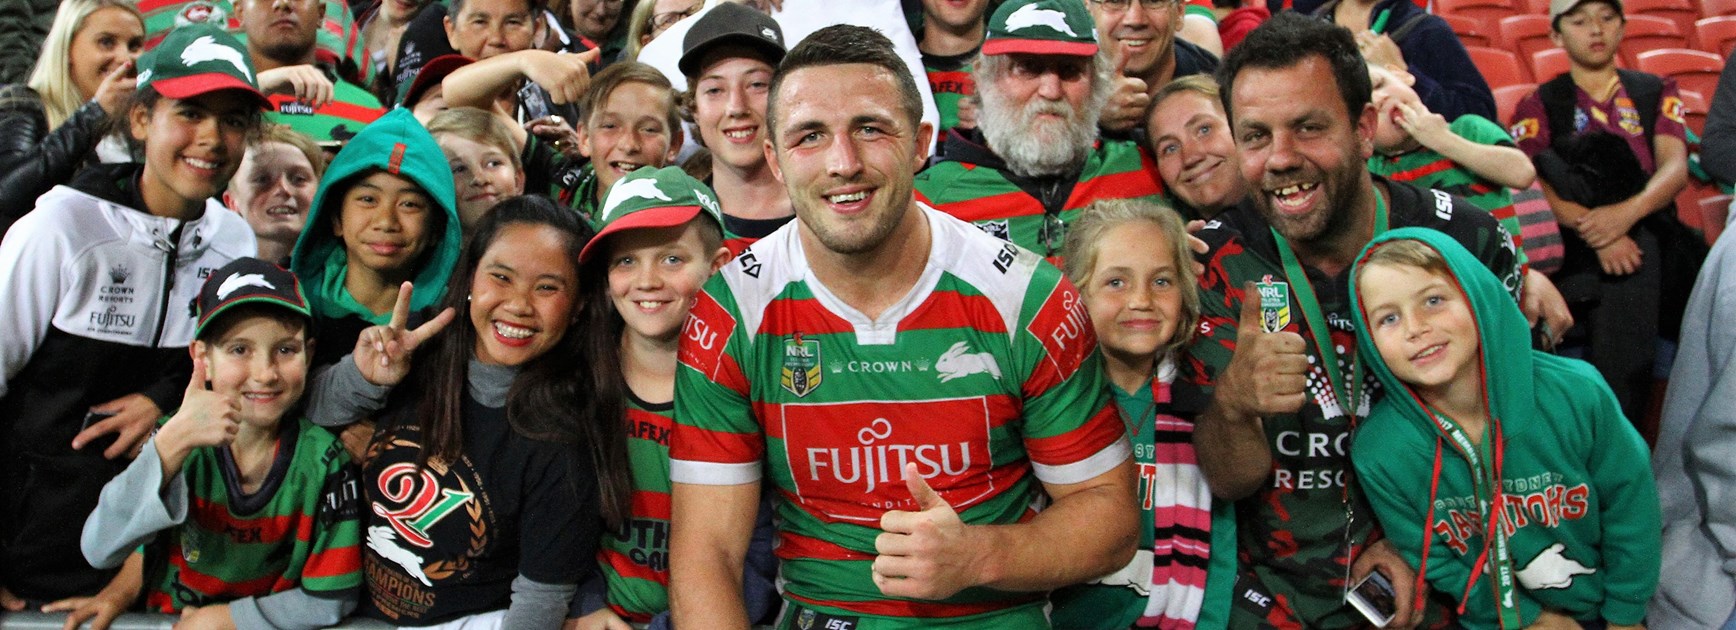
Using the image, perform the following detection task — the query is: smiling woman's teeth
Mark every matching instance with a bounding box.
[637,300,665,309]
[827,191,867,204]
[724,129,754,139]
[495,322,533,339]
[185,157,219,169]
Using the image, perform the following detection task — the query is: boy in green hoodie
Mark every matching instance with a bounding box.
[1348,227,1659,629]
[290,108,463,368]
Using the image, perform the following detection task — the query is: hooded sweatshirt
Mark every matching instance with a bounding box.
[1347,227,1660,628]
[290,108,461,368]
[0,163,256,600]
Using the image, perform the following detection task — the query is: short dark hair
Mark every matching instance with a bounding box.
[766,25,923,141]
[1216,12,1371,126]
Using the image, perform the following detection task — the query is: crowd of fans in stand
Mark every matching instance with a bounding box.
[0,0,1731,628]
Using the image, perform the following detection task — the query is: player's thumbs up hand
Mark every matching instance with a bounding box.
[873,463,978,600]
[1100,51,1149,133]
[1221,282,1310,417]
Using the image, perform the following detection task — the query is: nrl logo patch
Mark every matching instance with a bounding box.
[780,333,822,397]
[1256,276,1290,333]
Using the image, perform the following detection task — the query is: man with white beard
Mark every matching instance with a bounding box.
[915,0,1169,262]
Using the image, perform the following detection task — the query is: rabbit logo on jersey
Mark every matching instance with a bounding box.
[784,398,996,523]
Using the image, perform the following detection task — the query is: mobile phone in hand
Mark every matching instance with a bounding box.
[79,410,120,455]
[1347,570,1398,627]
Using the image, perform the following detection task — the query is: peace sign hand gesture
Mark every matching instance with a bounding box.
[353,282,456,387]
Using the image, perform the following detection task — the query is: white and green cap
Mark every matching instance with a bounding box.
[984,0,1100,57]
[137,24,270,110]
[579,165,724,264]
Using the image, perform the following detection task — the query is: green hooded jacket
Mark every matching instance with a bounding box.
[289,108,461,354]
[1347,227,1660,627]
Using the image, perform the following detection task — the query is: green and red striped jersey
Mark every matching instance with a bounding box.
[914,132,1166,262]
[599,394,674,622]
[1369,114,1528,264]
[671,206,1129,626]
[143,417,363,612]
[266,75,385,146]
[923,50,976,133]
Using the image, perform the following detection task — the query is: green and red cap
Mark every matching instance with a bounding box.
[137,24,270,110]
[983,0,1100,57]
[579,166,724,264]
[195,258,312,339]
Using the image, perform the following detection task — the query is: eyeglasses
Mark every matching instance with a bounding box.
[1006,55,1091,82]
[651,5,699,31]
[1090,0,1179,10]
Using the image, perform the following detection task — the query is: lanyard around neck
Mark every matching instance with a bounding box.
[1267,189,1388,418]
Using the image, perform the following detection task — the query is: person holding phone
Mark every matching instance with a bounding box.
[0,23,267,616]
[0,0,143,233]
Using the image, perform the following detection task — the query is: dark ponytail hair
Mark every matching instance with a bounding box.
[406,195,632,530]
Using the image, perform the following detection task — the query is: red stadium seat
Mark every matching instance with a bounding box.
[1678,88,1708,135]
[1435,0,1518,35]
[1701,0,1736,17]
[1626,0,1704,45]
[1441,13,1496,47]
[1621,15,1692,64]
[1469,46,1532,86]
[1500,15,1558,61]
[1695,15,1736,55]
[1531,48,1573,82]
[1525,0,1552,13]
[1493,83,1538,125]
[1635,48,1725,104]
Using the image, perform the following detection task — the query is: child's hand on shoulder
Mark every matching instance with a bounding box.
[354,282,456,387]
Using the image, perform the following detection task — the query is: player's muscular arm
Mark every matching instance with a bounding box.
[669,481,760,630]
[1196,283,1307,500]
[873,459,1137,598]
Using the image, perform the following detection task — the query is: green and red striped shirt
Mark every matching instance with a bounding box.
[143,417,362,612]
[915,133,1166,262]
[1369,114,1528,264]
[599,394,674,622]
[671,206,1129,626]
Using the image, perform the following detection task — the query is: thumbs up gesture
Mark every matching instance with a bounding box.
[1218,282,1310,417]
[1100,52,1150,133]
[154,352,242,478]
[873,463,979,600]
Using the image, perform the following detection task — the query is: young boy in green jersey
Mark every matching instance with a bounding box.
[81,258,363,630]
[1367,64,1537,255]
[1348,227,1659,630]
[570,165,777,629]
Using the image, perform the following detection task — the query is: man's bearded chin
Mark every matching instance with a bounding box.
[979,83,1101,179]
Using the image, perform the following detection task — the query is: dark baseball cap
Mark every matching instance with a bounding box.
[195,258,312,339]
[678,2,786,78]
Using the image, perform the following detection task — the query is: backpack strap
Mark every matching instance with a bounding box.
[1539,73,1579,150]
[1385,12,1430,45]
[1617,68,1664,139]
